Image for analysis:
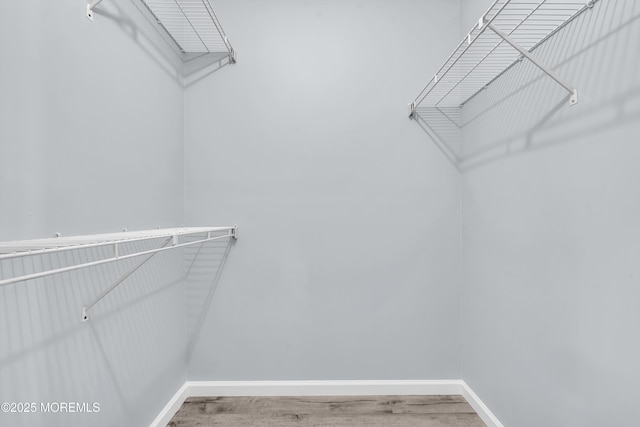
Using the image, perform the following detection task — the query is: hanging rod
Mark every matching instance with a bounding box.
[409,0,597,118]
[0,226,238,321]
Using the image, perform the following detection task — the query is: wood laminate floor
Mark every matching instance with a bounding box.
[167,395,487,426]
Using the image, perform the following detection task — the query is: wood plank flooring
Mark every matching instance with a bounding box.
[168,395,486,426]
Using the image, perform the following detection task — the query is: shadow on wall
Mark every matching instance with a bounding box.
[0,239,186,427]
[414,0,640,171]
[92,0,232,87]
[185,238,235,361]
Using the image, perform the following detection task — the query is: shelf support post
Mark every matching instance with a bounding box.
[485,22,578,105]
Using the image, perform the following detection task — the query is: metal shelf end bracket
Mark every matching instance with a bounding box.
[486,22,579,106]
[570,89,578,106]
[409,102,416,118]
[86,0,105,21]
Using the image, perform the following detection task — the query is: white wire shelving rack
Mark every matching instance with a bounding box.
[86,0,236,63]
[409,0,598,119]
[0,226,237,322]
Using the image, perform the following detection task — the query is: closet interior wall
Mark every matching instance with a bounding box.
[184,0,463,382]
[0,0,186,426]
[459,1,640,426]
[5,0,633,426]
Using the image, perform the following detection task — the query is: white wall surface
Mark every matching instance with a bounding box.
[0,0,187,425]
[460,0,640,426]
[184,0,463,381]
[460,0,487,38]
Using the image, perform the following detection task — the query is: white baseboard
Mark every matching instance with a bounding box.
[151,379,503,427]
[461,381,505,427]
[185,379,463,397]
[150,383,190,427]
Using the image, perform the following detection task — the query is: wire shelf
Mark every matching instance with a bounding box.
[142,0,234,57]
[0,227,234,255]
[87,0,236,62]
[409,0,596,116]
[141,0,235,60]
[0,226,238,321]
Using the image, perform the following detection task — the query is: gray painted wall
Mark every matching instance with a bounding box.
[0,0,186,426]
[460,0,640,426]
[184,0,463,381]
[6,0,633,425]
[459,0,487,39]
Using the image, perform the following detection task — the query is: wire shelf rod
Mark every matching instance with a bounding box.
[0,227,235,259]
[172,0,209,52]
[0,227,238,288]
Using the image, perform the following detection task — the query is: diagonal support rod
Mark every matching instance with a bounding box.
[79,226,237,322]
[81,237,172,322]
[486,21,578,105]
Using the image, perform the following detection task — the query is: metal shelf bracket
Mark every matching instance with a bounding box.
[485,21,578,106]
[86,0,105,21]
[81,237,172,322]
[79,228,238,322]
